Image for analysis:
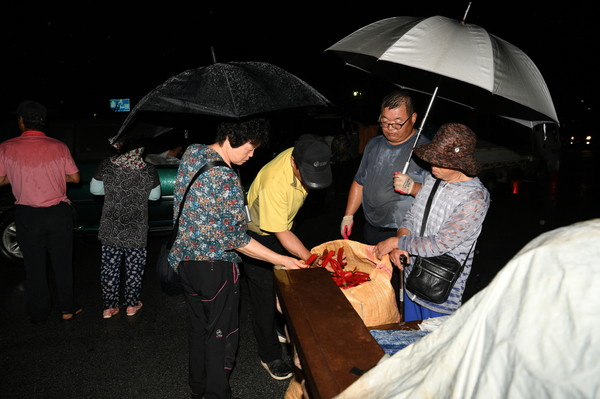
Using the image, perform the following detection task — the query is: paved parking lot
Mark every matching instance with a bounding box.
[1,147,597,398]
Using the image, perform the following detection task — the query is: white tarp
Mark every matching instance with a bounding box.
[335,219,600,399]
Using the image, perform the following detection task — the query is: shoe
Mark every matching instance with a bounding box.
[61,307,83,321]
[102,308,120,319]
[277,329,288,344]
[126,301,143,316]
[260,359,293,380]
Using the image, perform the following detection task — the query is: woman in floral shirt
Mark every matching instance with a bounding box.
[168,118,305,399]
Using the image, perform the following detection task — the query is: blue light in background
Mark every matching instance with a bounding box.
[109,99,130,112]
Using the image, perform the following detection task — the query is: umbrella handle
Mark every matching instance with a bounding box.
[401,85,439,174]
[461,2,472,24]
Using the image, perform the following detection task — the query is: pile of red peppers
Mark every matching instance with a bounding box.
[305,247,371,289]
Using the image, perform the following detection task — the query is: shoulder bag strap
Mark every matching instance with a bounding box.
[419,178,475,267]
[419,178,441,237]
[168,160,229,247]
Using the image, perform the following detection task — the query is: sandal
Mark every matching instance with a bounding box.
[102,308,120,319]
[61,306,84,321]
[126,301,143,317]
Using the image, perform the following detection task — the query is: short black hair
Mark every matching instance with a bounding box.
[381,90,416,115]
[215,118,270,148]
[20,115,46,131]
[16,100,47,131]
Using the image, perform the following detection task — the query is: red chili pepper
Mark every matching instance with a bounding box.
[328,258,340,274]
[318,247,373,288]
[337,248,346,267]
[305,253,318,266]
[329,259,343,277]
[330,258,346,284]
[321,250,335,269]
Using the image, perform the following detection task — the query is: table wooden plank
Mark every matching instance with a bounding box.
[274,267,386,399]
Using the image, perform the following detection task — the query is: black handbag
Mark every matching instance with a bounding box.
[405,179,473,304]
[156,160,229,284]
[406,253,463,304]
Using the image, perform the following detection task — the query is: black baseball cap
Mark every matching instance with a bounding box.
[15,100,47,120]
[292,134,332,190]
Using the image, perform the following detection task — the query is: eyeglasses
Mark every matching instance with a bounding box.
[378,115,412,130]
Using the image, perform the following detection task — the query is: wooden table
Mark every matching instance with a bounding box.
[274,267,418,399]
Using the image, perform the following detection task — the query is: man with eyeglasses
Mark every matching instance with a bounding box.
[340,89,429,312]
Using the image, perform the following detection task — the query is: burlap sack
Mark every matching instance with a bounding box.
[310,239,401,327]
[284,375,305,399]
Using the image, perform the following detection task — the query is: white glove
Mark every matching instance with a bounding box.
[394,172,414,194]
[340,215,354,239]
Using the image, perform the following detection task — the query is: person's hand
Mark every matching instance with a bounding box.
[340,215,354,239]
[373,237,398,259]
[390,249,410,270]
[393,172,414,195]
[281,257,308,270]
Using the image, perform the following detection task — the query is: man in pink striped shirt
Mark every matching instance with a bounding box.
[0,100,82,324]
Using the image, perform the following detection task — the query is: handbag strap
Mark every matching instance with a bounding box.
[418,178,474,267]
[176,160,229,220]
[419,178,441,237]
[168,160,229,246]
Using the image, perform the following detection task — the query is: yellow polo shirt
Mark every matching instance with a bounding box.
[247,147,308,236]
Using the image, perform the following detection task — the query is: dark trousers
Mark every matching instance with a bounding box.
[242,231,284,363]
[363,221,403,316]
[179,260,240,399]
[15,202,75,321]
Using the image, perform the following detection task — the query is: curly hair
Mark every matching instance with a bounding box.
[215,118,270,149]
[380,90,415,115]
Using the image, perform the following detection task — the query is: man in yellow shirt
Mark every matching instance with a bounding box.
[244,134,332,380]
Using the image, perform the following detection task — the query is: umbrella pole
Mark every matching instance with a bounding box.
[461,2,472,23]
[210,46,217,63]
[401,85,439,174]
[398,84,439,318]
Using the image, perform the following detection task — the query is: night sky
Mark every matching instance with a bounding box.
[2,3,594,134]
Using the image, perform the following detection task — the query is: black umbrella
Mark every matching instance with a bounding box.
[110,61,331,145]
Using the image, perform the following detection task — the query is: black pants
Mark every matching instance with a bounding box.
[15,202,76,321]
[242,231,284,363]
[179,260,240,399]
[363,221,403,315]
